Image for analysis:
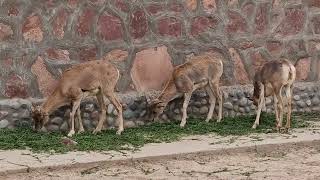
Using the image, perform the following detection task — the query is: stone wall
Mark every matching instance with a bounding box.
[0,0,320,99]
[0,82,319,132]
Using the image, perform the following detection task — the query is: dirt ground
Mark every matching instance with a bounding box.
[2,145,320,180]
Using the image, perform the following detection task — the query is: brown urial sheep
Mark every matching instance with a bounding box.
[248,59,296,131]
[147,52,224,127]
[31,60,124,137]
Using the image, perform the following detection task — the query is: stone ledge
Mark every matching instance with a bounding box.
[0,82,319,131]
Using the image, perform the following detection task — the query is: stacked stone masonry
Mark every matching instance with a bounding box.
[0,82,319,132]
[0,0,319,98]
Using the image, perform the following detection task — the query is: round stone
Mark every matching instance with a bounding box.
[85,104,95,112]
[311,97,320,106]
[39,127,48,133]
[232,98,239,103]
[161,114,168,121]
[306,86,312,92]
[198,91,207,97]
[107,104,114,114]
[60,121,69,132]
[299,86,306,91]
[12,119,20,127]
[169,103,175,110]
[64,109,71,118]
[19,109,30,119]
[262,105,267,112]
[139,100,147,107]
[229,111,235,117]
[199,106,209,114]
[239,98,248,107]
[0,100,20,110]
[239,107,245,113]
[92,120,98,127]
[215,105,220,112]
[124,121,135,128]
[236,91,244,98]
[194,101,202,107]
[187,107,192,113]
[47,124,59,132]
[83,119,92,129]
[83,113,90,118]
[266,109,273,114]
[192,107,199,114]
[51,117,64,125]
[12,113,19,117]
[233,105,239,112]
[140,110,147,117]
[124,109,135,119]
[245,107,251,113]
[135,120,145,126]
[91,111,99,120]
[201,99,208,105]
[296,101,306,108]
[293,95,300,101]
[306,100,312,106]
[107,116,115,125]
[113,109,118,116]
[7,125,15,130]
[309,93,315,99]
[173,114,182,120]
[0,111,9,119]
[223,92,228,100]
[223,102,233,110]
[0,119,9,128]
[312,107,320,111]
[244,91,251,97]
[228,91,236,98]
[265,98,272,106]
[223,111,228,116]
[305,107,311,113]
[129,103,138,111]
[301,93,308,99]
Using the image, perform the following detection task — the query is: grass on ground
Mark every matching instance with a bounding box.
[0,113,312,153]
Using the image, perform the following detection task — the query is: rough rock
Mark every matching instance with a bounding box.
[0,120,9,129]
[223,102,233,110]
[51,117,64,125]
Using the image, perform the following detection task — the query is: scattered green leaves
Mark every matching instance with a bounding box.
[0,112,312,153]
